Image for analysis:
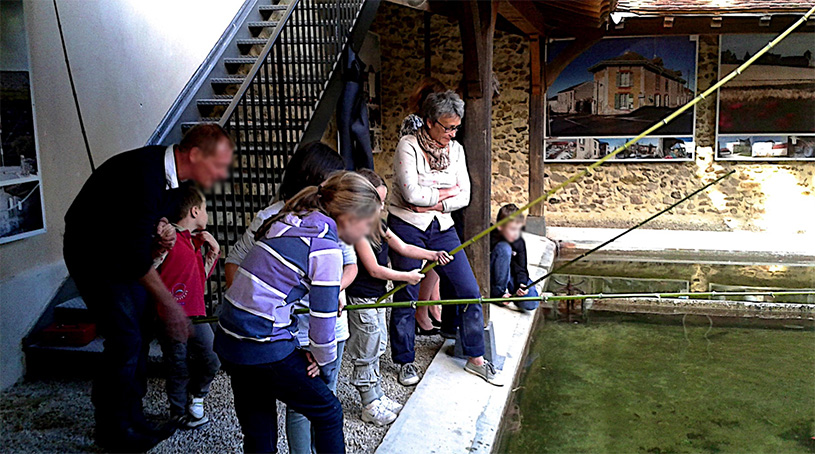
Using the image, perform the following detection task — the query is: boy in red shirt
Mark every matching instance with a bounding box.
[154,186,220,429]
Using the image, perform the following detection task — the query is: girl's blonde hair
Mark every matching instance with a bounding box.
[256,171,382,241]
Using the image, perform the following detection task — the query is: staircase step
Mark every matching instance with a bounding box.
[182,120,306,132]
[235,37,339,47]
[54,297,91,323]
[258,4,288,12]
[211,76,324,86]
[247,21,281,30]
[197,97,317,107]
[224,56,335,66]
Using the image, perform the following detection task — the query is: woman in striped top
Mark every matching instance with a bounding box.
[214,172,381,453]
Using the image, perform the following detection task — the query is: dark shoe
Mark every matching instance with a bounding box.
[415,323,439,336]
[179,413,210,430]
[95,427,161,453]
[428,313,442,328]
[440,329,456,339]
[134,418,178,441]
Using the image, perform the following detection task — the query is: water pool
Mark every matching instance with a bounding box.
[499,316,815,453]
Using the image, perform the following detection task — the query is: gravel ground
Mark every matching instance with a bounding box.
[1,330,444,453]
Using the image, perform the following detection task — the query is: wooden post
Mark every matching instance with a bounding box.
[459,0,496,309]
[528,34,545,219]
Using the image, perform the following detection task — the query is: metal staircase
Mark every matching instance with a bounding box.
[150,0,380,310]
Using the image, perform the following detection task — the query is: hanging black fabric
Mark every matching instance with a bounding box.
[337,47,374,170]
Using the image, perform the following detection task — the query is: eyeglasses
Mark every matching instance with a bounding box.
[434,120,461,133]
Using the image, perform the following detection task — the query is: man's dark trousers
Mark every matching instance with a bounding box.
[65,250,153,434]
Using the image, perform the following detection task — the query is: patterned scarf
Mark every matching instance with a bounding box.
[416,126,450,171]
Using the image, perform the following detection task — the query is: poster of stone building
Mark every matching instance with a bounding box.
[716,33,815,161]
[359,32,382,154]
[1,71,45,243]
[545,36,697,162]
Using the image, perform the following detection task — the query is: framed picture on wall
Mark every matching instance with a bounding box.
[544,35,698,163]
[716,33,815,161]
[1,70,46,244]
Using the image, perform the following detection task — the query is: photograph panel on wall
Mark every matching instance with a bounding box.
[1,70,46,243]
[716,33,815,161]
[546,137,695,161]
[359,32,382,154]
[544,35,698,162]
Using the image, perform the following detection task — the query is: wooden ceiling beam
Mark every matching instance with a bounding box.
[497,0,548,36]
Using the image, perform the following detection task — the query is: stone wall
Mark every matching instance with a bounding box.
[371,4,814,234]
[371,3,529,220]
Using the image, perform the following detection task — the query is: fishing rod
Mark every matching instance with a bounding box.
[192,290,815,323]
[524,169,736,290]
[375,5,815,305]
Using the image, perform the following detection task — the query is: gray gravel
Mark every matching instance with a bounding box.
[1,330,444,453]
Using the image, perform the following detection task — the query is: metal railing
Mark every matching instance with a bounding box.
[207,0,366,311]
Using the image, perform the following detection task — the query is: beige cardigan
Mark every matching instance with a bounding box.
[389,134,471,231]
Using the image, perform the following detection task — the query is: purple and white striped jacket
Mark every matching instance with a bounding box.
[214,211,342,366]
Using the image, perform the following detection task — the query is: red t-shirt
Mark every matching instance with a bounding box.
[158,229,217,317]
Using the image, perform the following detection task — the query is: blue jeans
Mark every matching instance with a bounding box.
[490,241,539,311]
[285,340,346,454]
[223,349,345,454]
[158,323,221,417]
[388,216,486,363]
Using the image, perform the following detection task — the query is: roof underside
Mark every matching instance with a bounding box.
[616,0,815,15]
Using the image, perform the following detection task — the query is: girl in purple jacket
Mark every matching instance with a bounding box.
[215,172,381,453]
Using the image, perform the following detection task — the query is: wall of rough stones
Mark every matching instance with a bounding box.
[371,4,814,234]
[371,2,529,220]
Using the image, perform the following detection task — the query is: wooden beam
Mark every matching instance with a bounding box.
[498,0,547,36]
[459,0,497,304]
[528,34,545,218]
[548,15,815,38]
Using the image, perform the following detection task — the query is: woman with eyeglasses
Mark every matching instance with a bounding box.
[387,90,503,388]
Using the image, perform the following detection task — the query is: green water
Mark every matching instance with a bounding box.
[501,318,815,454]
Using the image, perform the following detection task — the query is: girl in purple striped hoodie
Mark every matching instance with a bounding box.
[215,172,381,453]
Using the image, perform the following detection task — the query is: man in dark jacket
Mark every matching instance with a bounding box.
[63,124,234,451]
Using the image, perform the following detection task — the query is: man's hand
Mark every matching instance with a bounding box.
[140,268,191,342]
[434,251,454,265]
[156,294,192,342]
[156,217,176,251]
[305,351,320,378]
[198,231,220,254]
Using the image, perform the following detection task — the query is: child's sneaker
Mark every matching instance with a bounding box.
[380,395,403,415]
[180,397,209,429]
[398,363,420,386]
[361,399,397,426]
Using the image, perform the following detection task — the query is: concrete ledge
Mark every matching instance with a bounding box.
[547,227,815,265]
[375,306,537,454]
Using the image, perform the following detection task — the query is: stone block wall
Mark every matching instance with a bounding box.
[371,4,814,234]
[371,3,530,221]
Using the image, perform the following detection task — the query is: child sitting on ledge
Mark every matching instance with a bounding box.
[490,203,539,311]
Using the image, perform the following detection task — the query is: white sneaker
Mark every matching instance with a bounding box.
[361,399,398,426]
[379,395,404,415]
[188,397,205,420]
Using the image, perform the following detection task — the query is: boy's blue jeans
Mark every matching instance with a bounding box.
[490,241,539,311]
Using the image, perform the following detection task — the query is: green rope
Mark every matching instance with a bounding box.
[375,6,815,304]
[192,290,815,323]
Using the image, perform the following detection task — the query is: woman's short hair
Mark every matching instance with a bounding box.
[422,90,465,123]
[279,142,344,201]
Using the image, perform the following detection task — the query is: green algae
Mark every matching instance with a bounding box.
[500,318,815,454]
